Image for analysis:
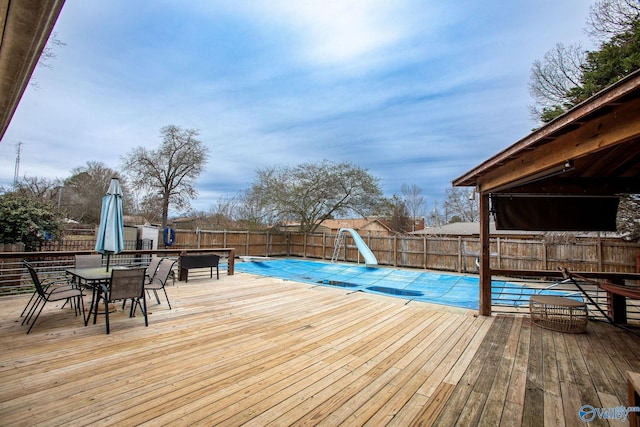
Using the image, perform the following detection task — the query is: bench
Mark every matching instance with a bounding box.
[179,254,220,282]
[597,281,640,324]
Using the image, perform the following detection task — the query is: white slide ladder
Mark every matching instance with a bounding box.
[331,230,346,263]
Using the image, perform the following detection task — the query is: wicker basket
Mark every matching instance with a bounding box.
[529,295,588,333]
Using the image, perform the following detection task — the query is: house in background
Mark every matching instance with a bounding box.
[279,218,394,236]
[411,222,544,239]
[315,218,393,236]
[411,221,624,241]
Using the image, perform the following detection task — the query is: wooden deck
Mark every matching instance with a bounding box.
[1,270,639,426]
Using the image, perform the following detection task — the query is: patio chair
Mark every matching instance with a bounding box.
[145,256,162,283]
[74,254,102,268]
[20,261,78,318]
[22,261,85,334]
[94,268,147,334]
[73,254,104,291]
[145,258,176,309]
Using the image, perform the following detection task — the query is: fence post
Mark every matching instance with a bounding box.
[423,235,427,270]
[457,236,462,273]
[286,232,291,257]
[597,232,603,271]
[304,233,307,259]
[394,235,398,267]
[322,233,326,260]
[266,230,269,257]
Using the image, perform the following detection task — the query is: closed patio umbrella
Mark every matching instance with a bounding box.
[95,178,125,271]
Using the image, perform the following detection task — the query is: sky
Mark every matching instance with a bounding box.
[0,0,595,216]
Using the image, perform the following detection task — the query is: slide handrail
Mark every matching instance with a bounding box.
[338,228,378,266]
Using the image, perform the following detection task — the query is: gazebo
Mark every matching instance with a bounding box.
[453,69,640,316]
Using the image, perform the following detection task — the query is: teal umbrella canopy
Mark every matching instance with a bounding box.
[95,178,125,270]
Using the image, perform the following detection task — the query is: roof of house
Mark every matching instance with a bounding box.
[411,222,622,239]
[410,222,541,237]
[318,218,392,232]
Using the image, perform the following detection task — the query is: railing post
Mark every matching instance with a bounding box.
[228,249,235,275]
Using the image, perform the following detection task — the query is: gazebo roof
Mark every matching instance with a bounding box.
[453,69,640,231]
[453,69,640,197]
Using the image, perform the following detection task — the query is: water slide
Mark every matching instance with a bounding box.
[339,228,378,265]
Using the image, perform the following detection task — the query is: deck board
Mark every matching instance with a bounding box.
[1,270,639,426]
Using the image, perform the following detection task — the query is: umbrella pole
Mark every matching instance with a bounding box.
[106,252,111,271]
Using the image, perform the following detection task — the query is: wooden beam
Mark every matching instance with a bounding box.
[479,192,491,316]
[478,98,640,193]
[495,177,640,195]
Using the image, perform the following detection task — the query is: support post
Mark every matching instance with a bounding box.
[479,192,492,316]
[227,249,235,275]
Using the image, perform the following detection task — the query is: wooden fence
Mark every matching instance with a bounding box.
[173,230,640,274]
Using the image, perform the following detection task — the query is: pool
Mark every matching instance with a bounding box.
[234,258,578,310]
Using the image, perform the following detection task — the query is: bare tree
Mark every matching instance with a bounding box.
[236,187,278,230]
[528,0,640,123]
[443,187,479,223]
[122,125,209,227]
[31,32,66,88]
[528,43,586,121]
[246,160,384,232]
[586,0,640,42]
[64,162,124,224]
[131,191,163,225]
[400,183,426,232]
[387,195,412,234]
[14,176,62,206]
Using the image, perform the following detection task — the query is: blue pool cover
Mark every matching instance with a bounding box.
[234,259,577,310]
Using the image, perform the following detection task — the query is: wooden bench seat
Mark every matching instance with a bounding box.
[179,254,220,282]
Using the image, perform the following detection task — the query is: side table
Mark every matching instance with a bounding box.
[530,295,588,333]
